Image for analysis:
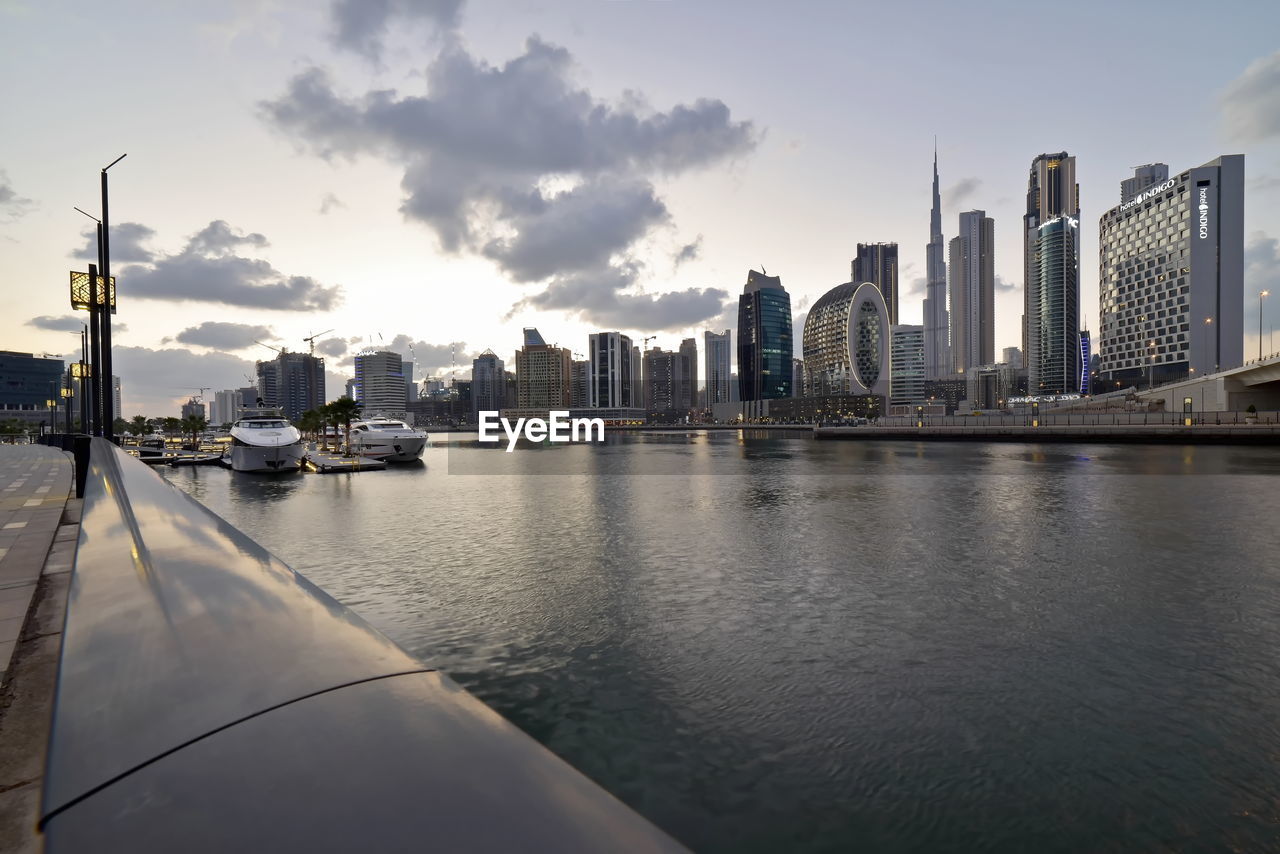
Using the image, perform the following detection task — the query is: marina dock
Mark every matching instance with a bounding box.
[304,450,387,473]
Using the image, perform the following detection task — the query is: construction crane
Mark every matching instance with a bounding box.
[642,336,657,350]
[190,387,210,403]
[302,329,335,356]
[254,340,283,355]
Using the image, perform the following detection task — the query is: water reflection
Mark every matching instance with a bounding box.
[158,436,1280,853]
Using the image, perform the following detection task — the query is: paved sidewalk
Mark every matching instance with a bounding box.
[0,445,73,681]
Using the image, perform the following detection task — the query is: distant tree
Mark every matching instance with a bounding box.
[180,414,209,449]
[112,417,129,436]
[161,416,182,439]
[297,409,323,447]
[129,415,151,437]
[326,397,361,454]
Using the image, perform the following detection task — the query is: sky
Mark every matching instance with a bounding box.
[2,0,1279,416]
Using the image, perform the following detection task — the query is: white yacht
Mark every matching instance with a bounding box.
[225,408,305,473]
[347,417,428,463]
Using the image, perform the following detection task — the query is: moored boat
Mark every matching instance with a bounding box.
[347,417,428,463]
[225,408,304,473]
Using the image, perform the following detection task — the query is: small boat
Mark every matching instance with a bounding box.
[347,417,428,463]
[135,436,168,459]
[224,408,304,473]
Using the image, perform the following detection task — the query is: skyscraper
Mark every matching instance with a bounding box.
[923,147,950,380]
[801,281,891,398]
[1098,156,1245,384]
[1120,163,1169,204]
[678,338,698,412]
[588,332,637,408]
[515,327,572,408]
[1024,152,1081,396]
[255,351,324,420]
[890,325,926,406]
[852,243,900,324]
[469,350,505,416]
[737,269,793,400]
[355,350,410,419]
[949,210,995,375]
[703,329,732,407]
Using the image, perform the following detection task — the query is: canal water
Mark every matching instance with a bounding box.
[158,433,1280,852]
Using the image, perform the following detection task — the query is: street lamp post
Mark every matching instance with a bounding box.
[1262,290,1271,361]
[100,153,126,444]
[1202,317,1213,375]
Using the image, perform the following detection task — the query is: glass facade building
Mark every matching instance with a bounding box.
[852,242,899,324]
[801,281,890,398]
[1098,156,1244,384]
[1024,152,1080,396]
[588,332,637,408]
[737,270,793,401]
[890,325,926,406]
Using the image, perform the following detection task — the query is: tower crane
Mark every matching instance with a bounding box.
[303,329,335,356]
[254,340,284,355]
[642,336,657,350]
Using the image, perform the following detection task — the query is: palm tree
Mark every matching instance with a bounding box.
[181,415,208,449]
[326,397,361,455]
[161,416,182,443]
[129,415,150,438]
[297,409,323,448]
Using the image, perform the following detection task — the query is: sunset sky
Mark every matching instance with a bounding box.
[3,0,1278,414]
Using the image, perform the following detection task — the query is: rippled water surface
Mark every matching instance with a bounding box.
[159,433,1280,852]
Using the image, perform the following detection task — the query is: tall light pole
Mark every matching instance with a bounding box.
[73,206,102,436]
[1262,290,1271,361]
[101,153,127,443]
[1203,317,1213,375]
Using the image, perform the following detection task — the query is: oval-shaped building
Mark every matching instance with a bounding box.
[801,281,891,397]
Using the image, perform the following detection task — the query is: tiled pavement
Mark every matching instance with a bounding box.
[0,444,73,681]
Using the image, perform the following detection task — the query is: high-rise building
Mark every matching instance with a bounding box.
[255,351,324,420]
[678,338,698,412]
[890,325,926,406]
[631,345,643,409]
[569,360,589,408]
[111,376,121,421]
[1098,156,1245,384]
[703,329,732,407]
[1024,152,1081,396]
[515,327,572,408]
[923,146,950,380]
[1002,347,1024,371]
[949,210,996,375]
[402,360,415,404]
[852,243,900,324]
[737,269,793,400]
[643,348,677,411]
[588,332,637,408]
[792,358,804,398]
[801,281,891,398]
[1121,163,1169,204]
[469,350,505,416]
[355,350,410,419]
[0,351,65,430]
[1079,330,1091,395]
[180,397,206,420]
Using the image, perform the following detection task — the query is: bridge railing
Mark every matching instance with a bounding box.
[872,411,1280,428]
[40,438,685,853]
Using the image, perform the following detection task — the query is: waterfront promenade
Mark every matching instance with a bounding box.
[0,444,76,853]
[815,423,1280,443]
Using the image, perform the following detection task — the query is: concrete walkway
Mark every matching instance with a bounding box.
[0,443,76,854]
[1,445,73,678]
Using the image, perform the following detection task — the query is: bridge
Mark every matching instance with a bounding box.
[1132,352,1280,412]
[0,439,686,853]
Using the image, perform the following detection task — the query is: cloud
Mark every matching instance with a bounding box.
[995,273,1018,293]
[1245,231,1278,294]
[71,221,157,264]
[261,30,756,329]
[69,345,258,417]
[316,337,347,357]
[674,235,702,267]
[1220,51,1280,143]
[513,263,730,331]
[1250,174,1280,193]
[27,314,128,334]
[904,275,928,298]
[92,220,341,311]
[943,177,982,211]
[318,192,346,214]
[174,321,276,350]
[0,169,36,222]
[384,334,475,375]
[330,0,464,61]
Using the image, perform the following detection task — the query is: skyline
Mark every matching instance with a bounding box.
[3,1,1280,415]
